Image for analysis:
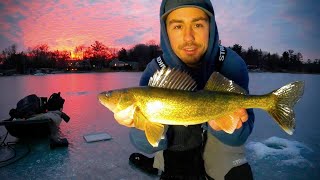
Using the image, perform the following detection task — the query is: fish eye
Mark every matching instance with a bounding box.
[105,92,112,97]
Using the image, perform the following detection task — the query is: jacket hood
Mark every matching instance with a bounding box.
[159,0,220,87]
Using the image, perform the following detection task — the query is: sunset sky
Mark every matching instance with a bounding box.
[0,0,319,61]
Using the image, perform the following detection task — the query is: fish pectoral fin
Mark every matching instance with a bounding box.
[133,106,147,131]
[213,114,239,134]
[145,122,165,147]
[132,107,165,146]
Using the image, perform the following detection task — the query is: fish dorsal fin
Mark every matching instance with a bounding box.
[204,72,247,94]
[148,68,197,91]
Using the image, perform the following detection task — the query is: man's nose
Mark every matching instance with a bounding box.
[183,26,195,42]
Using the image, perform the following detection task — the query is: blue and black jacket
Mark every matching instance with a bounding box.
[130,0,254,155]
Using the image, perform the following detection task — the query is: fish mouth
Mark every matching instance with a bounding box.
[98,92,116,112]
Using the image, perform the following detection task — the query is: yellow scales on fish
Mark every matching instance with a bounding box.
[98,68,304,147]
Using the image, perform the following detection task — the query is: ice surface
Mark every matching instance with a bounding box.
[246,136,313,168]
[0,72,319,180]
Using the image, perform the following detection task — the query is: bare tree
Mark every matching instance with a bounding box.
[74,45,87,60]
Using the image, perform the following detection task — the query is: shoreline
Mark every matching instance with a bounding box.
[1,67,320,77]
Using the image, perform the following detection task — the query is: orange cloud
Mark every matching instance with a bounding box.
[13,0,161,52]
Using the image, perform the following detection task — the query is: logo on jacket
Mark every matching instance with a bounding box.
[219,45,226,62]
[157,57,167,68]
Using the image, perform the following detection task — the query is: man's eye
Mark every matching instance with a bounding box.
[195,24,203,28]
[174,25,182,29]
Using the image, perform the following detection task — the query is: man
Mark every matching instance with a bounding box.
[116,0,255,179]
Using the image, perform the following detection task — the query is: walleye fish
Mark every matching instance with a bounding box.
[98,68,304,147]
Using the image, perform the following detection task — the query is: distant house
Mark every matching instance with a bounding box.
[75,59,91,70]
[127,61,139,71]
[109,59,132,70]
[247,65,261,72]
[66,59,91,71]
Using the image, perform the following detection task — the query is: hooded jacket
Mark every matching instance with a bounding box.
[130,0,254,154]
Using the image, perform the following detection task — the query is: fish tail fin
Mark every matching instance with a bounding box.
[267,81,304,135]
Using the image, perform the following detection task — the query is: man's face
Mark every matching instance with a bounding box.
[166,7,209,67]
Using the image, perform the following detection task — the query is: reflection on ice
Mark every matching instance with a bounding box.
[65,91,90,96]
[246,136,313,168]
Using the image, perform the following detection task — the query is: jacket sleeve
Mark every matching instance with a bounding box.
[129,59,168,153]
[208,48,255,146]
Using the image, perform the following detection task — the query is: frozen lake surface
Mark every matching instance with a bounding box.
[0,72,319,180]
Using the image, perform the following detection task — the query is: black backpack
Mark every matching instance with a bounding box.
[46,92,65,111]
[9,94,47,119]
[9,92,65,119]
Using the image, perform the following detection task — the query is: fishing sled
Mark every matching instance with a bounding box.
[0,92,70,138]
[0,118,52,138]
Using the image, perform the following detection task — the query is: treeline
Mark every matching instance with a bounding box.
[230,44,320,73]
[0,40,162,73]
[0,41,319,74]
[117,41,162,70]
